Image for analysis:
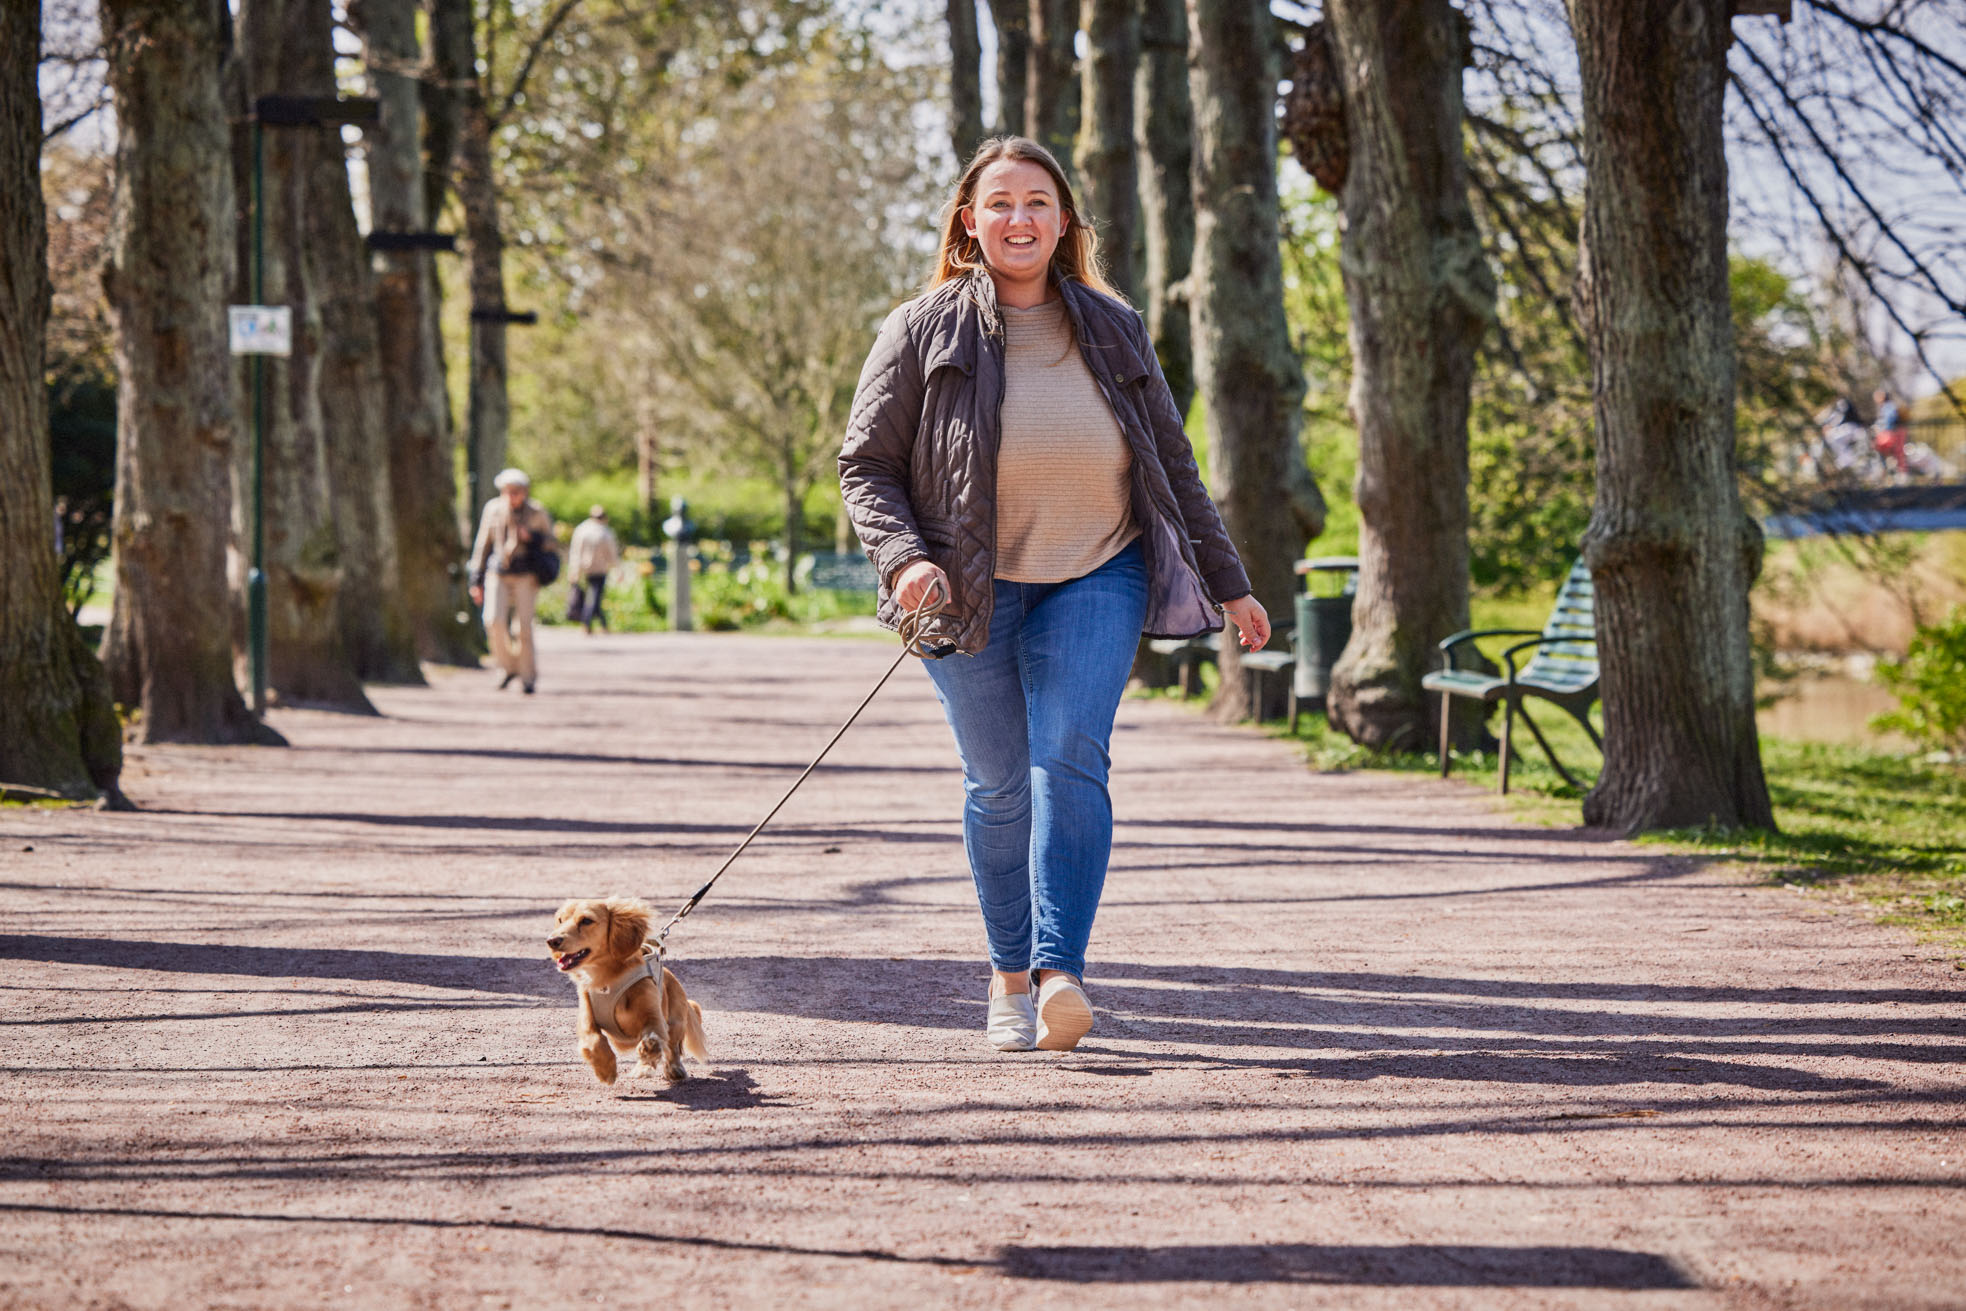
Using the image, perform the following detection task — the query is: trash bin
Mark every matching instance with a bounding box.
[1292,556,1358,704]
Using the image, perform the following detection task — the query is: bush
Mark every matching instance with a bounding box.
[1872,607,1966,755]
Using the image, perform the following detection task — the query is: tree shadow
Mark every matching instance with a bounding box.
[0,1201,1695,1287]
[999,1242,1696,1288]
[0,934,561,998]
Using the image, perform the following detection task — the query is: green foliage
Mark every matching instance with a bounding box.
[530,473,657,546]
[47,374,116,617]
[1872,607,1966,753]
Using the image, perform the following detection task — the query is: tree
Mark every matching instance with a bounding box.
[1028,0,1078,168]
[1565,0,1774,832]
[1295,5,1496,753]
[1135,0,1194,418]
[430,0,510,524]
[1188,0,1325,720]
[99,0,279,745]
[1076,0,1139,303]
[355,0,476,665]
[948,0,985,163]
[991,0,1029,136]
[0,0,124,800]
[608,50,930,590]
[234,0,374,712]
[303,34,421,686]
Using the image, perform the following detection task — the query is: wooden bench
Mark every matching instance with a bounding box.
[1421,558,1600,793]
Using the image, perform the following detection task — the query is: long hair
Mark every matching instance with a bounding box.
[930,137,1123,302]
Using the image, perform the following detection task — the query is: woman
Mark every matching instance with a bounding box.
[839,138,1268,1054]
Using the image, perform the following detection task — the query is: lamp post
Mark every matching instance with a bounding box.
[242,94,379,715]
[663,497,695,633]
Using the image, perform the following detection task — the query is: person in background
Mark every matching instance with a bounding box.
[1873,388,1910,476]
[567,505,620,634]
[469,467,557,694]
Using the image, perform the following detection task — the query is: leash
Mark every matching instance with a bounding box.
[651,580,950,963]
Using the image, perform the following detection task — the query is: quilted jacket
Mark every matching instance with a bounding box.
[838,270,1251,655]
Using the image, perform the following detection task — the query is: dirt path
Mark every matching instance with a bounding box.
[3,630,1961,1310]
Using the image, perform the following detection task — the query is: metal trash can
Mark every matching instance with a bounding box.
[1292,556,1358,704]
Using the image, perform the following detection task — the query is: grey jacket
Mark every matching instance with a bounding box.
[838,271,1251,655]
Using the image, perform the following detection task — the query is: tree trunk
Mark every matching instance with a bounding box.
[783,473,802,595]
[948,0,985,164]
[1567,0,1774,832]
[0,0,126,802]
[297,29,420,685]
[1136,0,1193,419]
[359,0,475,666]
[236,0,374,712]
[1188,0,1326,721]
[432,0,511,525]
[1317,4,1495,753]
[1077,0,1139,303]
[97,0,276,749]
[1028,0,1079,169]
[992,0,1029,137]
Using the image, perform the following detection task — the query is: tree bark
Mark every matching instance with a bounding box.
[1567,0,1774,832]
[991,0,1029,137]
[948,0,985,164]
[235,0,374,712]
[297,32,421,685]
[1136,0,1193,418]
[1077,0,1139,303]
[0,0,126,801]
[358,0,475,665]
[1189,0,1325,721]
[1317,3,1496,753]
[432,0,511,525]
[97,0,276,748]
[1028,0,1079,169]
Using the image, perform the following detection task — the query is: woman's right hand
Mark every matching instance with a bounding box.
[892,559,952,614]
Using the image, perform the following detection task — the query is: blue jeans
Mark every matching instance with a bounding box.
[923,540,1148,980]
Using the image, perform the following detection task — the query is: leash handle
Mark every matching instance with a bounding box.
[653,583,948,952]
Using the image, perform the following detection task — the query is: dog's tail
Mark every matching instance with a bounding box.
[683,999,709,1063]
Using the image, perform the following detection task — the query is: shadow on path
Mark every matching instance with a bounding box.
[0,1202,1694,1288]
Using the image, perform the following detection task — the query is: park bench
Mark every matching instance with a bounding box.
[1421,558,1600,794]
[1147,629,1300,726]
[804,550,878,592]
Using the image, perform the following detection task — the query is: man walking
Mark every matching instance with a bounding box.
[567,505,621,634]
[469,468,558,694]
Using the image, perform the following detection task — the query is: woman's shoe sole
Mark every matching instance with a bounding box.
[1035,983,1092,1051]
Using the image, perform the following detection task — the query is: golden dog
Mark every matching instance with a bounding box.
[546,898,708,1085]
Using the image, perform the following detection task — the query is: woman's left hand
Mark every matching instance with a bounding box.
[1222,594,1270,651]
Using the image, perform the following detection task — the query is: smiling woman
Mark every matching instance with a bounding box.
[838,135,1272,1055]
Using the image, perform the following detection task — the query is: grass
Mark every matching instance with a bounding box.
[1264,697,1965,954]
[1194,581,1966,955]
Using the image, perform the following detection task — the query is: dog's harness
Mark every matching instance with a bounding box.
[583,949,660,1044]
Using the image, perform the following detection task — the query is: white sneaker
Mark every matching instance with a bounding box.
[1035,974,1093,1051]
[986,990,1036,1052]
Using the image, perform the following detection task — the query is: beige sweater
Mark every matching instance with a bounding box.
[994,299,1138,583]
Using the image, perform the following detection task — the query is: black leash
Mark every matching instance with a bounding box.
[651,582,949,962]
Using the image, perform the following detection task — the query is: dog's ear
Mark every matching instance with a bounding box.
[606,900,650,957]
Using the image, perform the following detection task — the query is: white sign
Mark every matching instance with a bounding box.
[228,305,293,357]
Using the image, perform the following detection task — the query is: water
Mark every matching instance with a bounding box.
[1759,667,1909,749]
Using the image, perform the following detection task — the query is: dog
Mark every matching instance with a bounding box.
[546,897,708,1085]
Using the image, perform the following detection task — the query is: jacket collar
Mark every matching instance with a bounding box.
[921,269,1154,383]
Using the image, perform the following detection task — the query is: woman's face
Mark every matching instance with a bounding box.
[961,158,1065,291]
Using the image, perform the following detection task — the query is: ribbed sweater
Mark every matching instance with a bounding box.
[994,299,1138,583]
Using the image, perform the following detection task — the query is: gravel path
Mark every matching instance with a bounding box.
[2,629,1961,1310]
